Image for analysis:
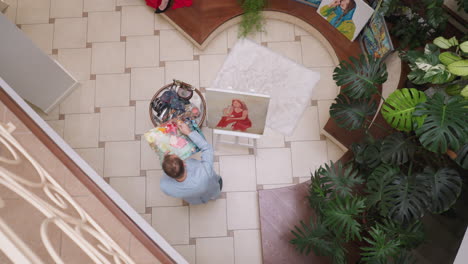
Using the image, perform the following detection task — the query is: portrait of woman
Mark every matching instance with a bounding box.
[216,99,252,132]
[320,0,357,40]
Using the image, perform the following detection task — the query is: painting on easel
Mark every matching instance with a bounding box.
[206,89,270,136]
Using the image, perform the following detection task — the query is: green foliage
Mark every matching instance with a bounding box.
[455,143,468,169]
[352,140,382,169]
[320,161,364,198]
[377,220,425,249]
[380,133,416,165]
[323,196,366,242]
[365,164,399,216]
[238,0,265,37]
[330,94,377,130]
[423,167,462,214]
[433,36,459,49]
[308,170,331,215]
[381,88,427,132]
[455,0,468,13]
[361,226,401,263]
[414,93,468,153]
[448,60,468,76]
[333,55,387,99]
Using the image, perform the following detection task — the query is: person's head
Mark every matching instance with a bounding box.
[340,0,356,13]
[162,154,185,179]
[232,99,248,110]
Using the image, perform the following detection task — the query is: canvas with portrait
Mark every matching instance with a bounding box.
[205,89,270,136]
[293,0,322,8]
[317,0,374,41]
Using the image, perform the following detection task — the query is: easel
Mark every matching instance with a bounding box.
[213,129,259,155]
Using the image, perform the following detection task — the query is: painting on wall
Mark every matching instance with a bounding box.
[293,0,322,8]
[359,2,394,59]
[317,0,374,41]
[205,89,270,136]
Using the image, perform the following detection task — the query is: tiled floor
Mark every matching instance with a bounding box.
[8,1,350,263]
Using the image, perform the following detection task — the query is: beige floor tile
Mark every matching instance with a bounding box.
[50,0,83,18]
[262,183,294,189]
[256,148,293,184]
[227,24,262,49]
[317,99,334,129]
[135,100,155,134]
[60,80,96,114]
[199,54,227,87]
[126,35,159,68]
[57,48,92,81]
[326,138,345,162]
[261,19,295,42]
[219,155,256,191]
[165,60,200,88]
[91,42,126,74]
[141,138,162,170]
[46,120,64,137]
[173,245,196,264]
[159,29,194,61]
[21,23,54,54]
[38,104,60,120]
[310,67,339,100]
[196,237,234,264]
[285,106,321,141]
[87,11,121,43]
[16,0,50,24]
[146,170,182,207]
[190,199,227,237]
[294,25,310,36]
[74,148,105,176]
[227,192,259,230]
[99,106,135,141]
[130,67,165,100]
[3,0,17,24]
[267,41,302,64]
[95,74,130,107]
[152,206,189,244]
[291,141,328,177]
[64,113,100,148]
[84,0,116,12]
[194,31,228,55]
[139,213,152,224]
[53,18,87,49]
[234,230,263,264]
[121,5,154,36]
[117,0,145,5]
[104,140,140,176]
[301,35,335,67]
[110,176,146,213]
[154,13,173,30]
[256,127,285,148]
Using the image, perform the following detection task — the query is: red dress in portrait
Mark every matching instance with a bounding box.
[216,110,252,131]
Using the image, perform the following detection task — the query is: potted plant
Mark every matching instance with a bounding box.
[238,0,266,37]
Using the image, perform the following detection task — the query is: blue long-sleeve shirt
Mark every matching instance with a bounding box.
[160,131,221,204]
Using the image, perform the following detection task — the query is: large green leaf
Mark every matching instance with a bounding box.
[381,88,427,132]
[330,94,377,130]
[333,54,388,99]
[439,52,462,66]
[365,164,399,216]
[361,226,401,264]
[455,143,468,169]
[381,133,416,165]
[290,219,335,256]
[433,36,458,49]
[352,140,382,169]
[378,219,425,249]
[308,169,331,215]
[319,161,363,198]
[323,196,366,242]
[386,173,429,224]
[422,167,462,214]
[413,93,468,153]
[448,60,468,76]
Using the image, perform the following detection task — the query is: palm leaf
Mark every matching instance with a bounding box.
[455,143,468,169]
[308,169,331,215]
[320,161,363,198]
[361,226,401,263]
[330,94,377,130]
[378,219,425,249]
[422,167,462,214]
[323,196,366,242]
[380,133,416,165]
[413,93,468,153]
[333,54,388,99]
[290,219,336,256]
[386,173,429,224]
[365,164,399,216]
[381,88,427,132]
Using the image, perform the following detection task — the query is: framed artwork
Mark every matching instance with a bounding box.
[317,0,374,41]
[205,88,270,136]
[293,0,322,8]
[359,2,394,59]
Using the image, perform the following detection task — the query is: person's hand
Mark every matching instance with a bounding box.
[177,120,192,135]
